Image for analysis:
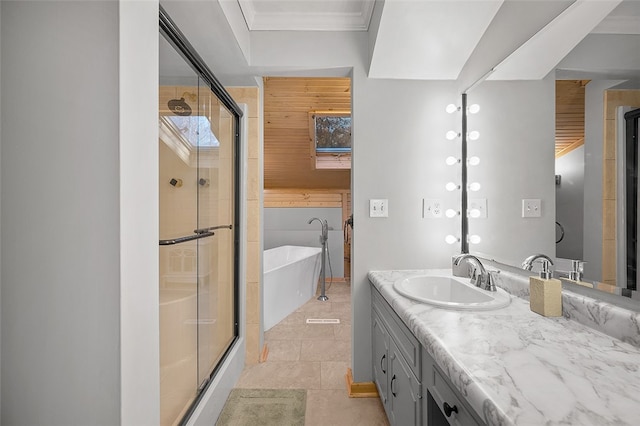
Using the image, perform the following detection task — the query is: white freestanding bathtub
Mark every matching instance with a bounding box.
[263,245,322,331]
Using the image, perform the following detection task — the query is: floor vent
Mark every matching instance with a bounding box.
[306,318,340,324]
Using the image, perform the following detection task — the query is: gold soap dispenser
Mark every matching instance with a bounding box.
[529,258,563,317]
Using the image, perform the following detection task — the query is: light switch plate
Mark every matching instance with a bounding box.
[370,199,388,217]
[522,199,541,218]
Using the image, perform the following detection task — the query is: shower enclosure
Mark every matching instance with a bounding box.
[159,9,241,425]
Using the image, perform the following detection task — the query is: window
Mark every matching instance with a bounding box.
[165,115,219,147]
[309,110,351,169]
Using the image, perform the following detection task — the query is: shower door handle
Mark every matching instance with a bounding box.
[159,231,216,246]
[194,224,233,234]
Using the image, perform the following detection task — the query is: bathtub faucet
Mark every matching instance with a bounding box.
[308,217,328,244]
[308,217,329,301]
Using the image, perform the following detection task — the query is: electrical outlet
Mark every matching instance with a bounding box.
[522,199,542,218]
[468,198,487,219]
[423,199,443,218]
[370,199,388,218]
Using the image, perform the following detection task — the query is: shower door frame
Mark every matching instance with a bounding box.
[160,5,242,424]
[624,107,640,291]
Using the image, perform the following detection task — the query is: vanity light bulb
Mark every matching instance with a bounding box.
[468,156,481,166]
[469,235,482,244]
[446,130,459,140]
[445,156,459,166]
[445,235,459,245]
[445,209,458,218]
[467,104,481,114]
[445,104,459,114]
[469,208,481,218]
[469,182,481,192]
[468,131,480,141]
[445,182,459,191]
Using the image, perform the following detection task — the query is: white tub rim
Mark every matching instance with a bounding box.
[263,245,322,274]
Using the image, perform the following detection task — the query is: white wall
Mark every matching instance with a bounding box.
[557,34,640,79]
[351,71,460,380]
[1,1,160,424]
[466,79,556,267]
[119,1,160,424]
[247,29,461,383]
[555,146,585,260]
[264,207,344,277]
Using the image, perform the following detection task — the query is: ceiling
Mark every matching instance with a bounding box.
[238,0,376,31]
[236,0,639,33]
[160,0,640,87]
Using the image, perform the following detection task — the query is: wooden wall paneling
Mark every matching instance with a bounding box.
[556,80,587,158]
[264,189,343,207]
[264,77,351,189]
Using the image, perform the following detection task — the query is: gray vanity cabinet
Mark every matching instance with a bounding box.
[388,339,421,425]
[371,285,486,426]
[372,312,390,406]
[372,287,422,425]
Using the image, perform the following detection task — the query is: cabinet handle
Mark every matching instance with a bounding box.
[391,375,397,397]
[443,402,458,417]
[381,354,387,374]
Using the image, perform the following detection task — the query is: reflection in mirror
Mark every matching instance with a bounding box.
[465,1,640,305]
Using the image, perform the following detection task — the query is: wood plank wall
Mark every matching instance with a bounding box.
[556,80,588,158]
[263,77,351,189]
[264,77,353,277]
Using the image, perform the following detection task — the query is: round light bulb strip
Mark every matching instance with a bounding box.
[440,99,482,247]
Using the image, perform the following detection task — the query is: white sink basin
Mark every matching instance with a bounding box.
[393,275,511,310]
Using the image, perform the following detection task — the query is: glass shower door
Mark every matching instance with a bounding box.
[159,21,240,424]
[158,45,200,424]
[195,84,237,388]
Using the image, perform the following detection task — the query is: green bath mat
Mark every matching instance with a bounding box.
[216,389,306,426]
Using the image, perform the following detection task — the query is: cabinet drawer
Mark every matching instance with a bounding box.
[371,287,421,377]
[430,367,480,426]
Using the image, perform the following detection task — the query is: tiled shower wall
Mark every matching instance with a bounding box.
[227,87,262,364]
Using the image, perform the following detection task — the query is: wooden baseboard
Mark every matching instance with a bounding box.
[259,343,269,363]
[345,368,378,398]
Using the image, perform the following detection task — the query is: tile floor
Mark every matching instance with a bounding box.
[234,280,389,425]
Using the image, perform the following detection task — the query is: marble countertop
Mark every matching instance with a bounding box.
[368,269,640,426]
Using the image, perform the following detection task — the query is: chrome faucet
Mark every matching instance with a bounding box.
[522,254,554,279]
[308,217,328,244]
[452,254,497,292]
[555,259,585,281]
[308,217,329,301]
[568,259,585,281]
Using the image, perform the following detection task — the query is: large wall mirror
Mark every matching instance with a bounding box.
[465,0,640,305]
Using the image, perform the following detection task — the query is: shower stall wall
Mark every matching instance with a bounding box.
[159,9,242,426]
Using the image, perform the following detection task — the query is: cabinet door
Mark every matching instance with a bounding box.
[389,339,421,426]
[372,310,390,408]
